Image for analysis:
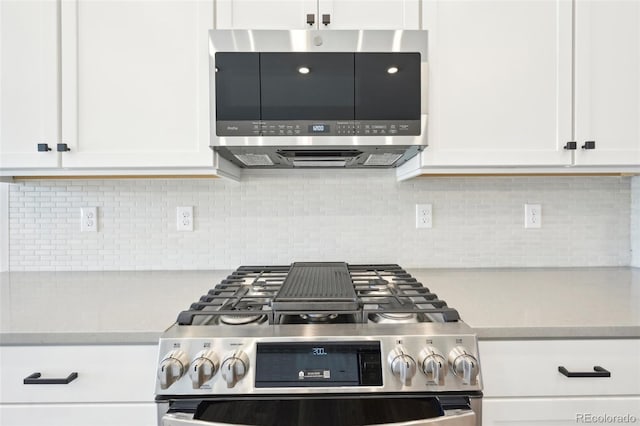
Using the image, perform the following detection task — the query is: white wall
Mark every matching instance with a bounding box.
[632,176,640,268]
[6,172,632,271]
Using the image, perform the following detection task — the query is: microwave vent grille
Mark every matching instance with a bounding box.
[363,153,403,166]
[234,154,274,166]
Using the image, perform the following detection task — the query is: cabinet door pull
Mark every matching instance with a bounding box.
[57,143,71,152]
[558,366,610,378]
[581,141,596,150]
[306,14,315,26]
[23,372,79,384]
[322,14,331,26]
[37,143,52,152]
[563,142,577,150]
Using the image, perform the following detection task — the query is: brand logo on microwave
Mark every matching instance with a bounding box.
[226,126,239,131]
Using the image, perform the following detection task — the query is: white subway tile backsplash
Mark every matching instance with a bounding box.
[6,171,633,271]
[632,176,640,268]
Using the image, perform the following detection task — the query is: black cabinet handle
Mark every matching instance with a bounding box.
[558,366,610,378]
[322,14,331,25]
[57,143,71,152]
[563,141,577,150]
[23,372,79,385]
[581,141,596,150]
[37,143,52,152]
[306,14,315,26]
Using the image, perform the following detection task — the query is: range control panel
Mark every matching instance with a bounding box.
[155,333,482,396]
[216,120,421,137]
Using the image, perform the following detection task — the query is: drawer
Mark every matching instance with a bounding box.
[0,345,158,403]
[0,403,157,426]
[483,396,640,426]
[479,339,640,397]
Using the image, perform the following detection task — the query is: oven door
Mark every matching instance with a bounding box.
[160,396,477,426]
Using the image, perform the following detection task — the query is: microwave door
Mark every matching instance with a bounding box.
[215,53,261,136]
[260,52,355,123]
[355,53,421,135]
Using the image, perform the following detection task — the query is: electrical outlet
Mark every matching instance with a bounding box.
[416,203,433,229]
[176,206,194,231]
[524,204,542,228]
[80,207,97,232]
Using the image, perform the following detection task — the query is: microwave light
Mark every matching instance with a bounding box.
[298,66,310,74]
[387,66,399,74]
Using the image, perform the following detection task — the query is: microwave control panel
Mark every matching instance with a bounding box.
[216,120,421,137]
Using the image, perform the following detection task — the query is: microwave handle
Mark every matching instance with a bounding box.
[306,14,315,26]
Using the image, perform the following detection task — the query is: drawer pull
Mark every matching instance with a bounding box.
[558,366,610,378]
[23,372,79,385]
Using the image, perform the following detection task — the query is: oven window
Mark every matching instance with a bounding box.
[194,397,445,426]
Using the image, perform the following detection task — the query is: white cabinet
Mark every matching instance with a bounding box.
[1,1,241,178]
[0,345,158,426]
[415,0,573,169]
[60,0,214,169]
[483,397,640,426]
[0,0,59,170]
[216,0,419,30]
[574,0,640,166]
[480,339,640,426]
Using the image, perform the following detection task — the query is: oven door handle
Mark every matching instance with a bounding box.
[162,411,476,426]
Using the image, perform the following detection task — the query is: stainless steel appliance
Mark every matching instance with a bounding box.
[209,30,428,168]
[156,262,482,425]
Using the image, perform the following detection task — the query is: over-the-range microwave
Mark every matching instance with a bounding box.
[209,30,428,169]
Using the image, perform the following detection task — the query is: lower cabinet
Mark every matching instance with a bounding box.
[0,344,158,426]
[480,339,640,425]
[0,403,157,426]
[483,397,640,426]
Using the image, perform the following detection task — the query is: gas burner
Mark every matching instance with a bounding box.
[219,300,268,326]
[369,312,419,324]
[300,313,339,323]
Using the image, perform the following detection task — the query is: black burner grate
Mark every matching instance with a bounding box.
[176,263,460,325]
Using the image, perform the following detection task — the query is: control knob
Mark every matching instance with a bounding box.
[189,350,220,389]
[157,350,190,390]
[221,350,250,388]
[388,346,417,386]
[419,347,448,386]
[448,346,479,385]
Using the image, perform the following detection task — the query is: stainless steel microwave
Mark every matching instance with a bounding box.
[209,30,428,168]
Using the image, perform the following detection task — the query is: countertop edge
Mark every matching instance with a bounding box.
[0,332,162,346]
[2,326,640,346]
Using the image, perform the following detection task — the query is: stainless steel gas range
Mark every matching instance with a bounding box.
[155,262,483,426]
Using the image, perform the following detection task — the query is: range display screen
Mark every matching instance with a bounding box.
[255,341,382,387]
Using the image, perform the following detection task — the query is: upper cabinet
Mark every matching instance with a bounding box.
[0,0,60,170]
[216,0,420,30]
[399,0,640,178]
[60,0,214,169]
[1,0,240,178]
[573,0,640,166]
[416,0,573,169]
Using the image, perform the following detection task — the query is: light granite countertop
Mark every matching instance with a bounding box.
[1,267,638,345]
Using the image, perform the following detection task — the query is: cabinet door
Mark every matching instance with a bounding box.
[318,0,420,30]
[216,0,317,29]
[0,403,157,426]
[419,0,572,167]
[60,1,214,168]
[0,0,59,170]
[574,0,640,166]
[215,0,419,30]
[483,397,640,426]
